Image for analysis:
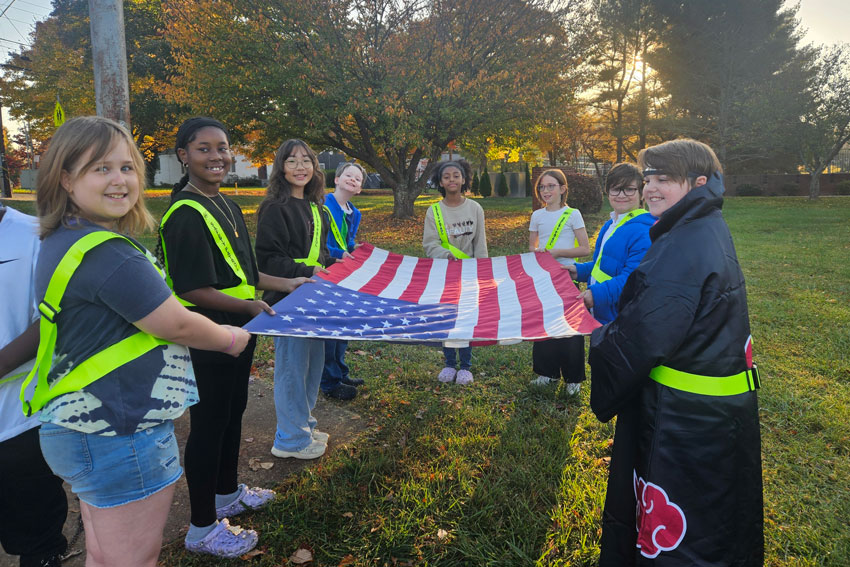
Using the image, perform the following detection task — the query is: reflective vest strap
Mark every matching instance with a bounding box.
[25,332,169,415]
[589,209,649,284]
[20,232,170,416]
[160,199,255,304]
[323,205,347,252]
[650,364,761,397]
[431,203,470,259]
[545,208,578,250]
[0,371,27,387]
[295,203,324,267]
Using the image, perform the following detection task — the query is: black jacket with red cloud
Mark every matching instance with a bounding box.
[588,173,763,566]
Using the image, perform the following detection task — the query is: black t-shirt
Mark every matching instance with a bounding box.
[160,191,259,329]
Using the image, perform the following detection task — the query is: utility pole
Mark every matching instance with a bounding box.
[0,108,10,198]
[88,0,131,131]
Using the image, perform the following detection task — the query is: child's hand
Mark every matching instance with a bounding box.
[342,251,354,260]
[221,326,251,357]
[562,264,577,278]
[312,265,330,275]
[283,277,314,293]
[245,299,275,317]
[579,289,594,309]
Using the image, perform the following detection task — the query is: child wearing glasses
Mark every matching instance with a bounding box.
[528,169,590,391]
[255,140,335,460]
[564,163,654,324]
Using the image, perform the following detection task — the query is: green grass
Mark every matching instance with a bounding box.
[4,195,849,566]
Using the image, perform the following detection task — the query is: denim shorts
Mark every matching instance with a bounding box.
[39,421,182,509]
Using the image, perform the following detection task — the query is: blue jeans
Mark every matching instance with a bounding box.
[273,336,324,452]
[443,346,472,370]
[321,339,350,393]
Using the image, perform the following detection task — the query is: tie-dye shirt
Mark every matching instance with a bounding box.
[34,221,198,436]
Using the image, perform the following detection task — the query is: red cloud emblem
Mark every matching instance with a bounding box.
[634,474,687,559]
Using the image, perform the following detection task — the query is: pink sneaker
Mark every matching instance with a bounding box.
[437,367,457,382]
[455,369,474,385]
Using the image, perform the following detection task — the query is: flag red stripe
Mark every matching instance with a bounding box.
[439,259,464,304]
[320,243,377,284]
[357,252,404,296]
[505,255,547,337]
[397,257,434,303]
[472,258,501,339]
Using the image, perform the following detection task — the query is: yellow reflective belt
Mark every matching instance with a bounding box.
[545,207,578,250]
[295,202,324,267]
[323,205,347,252]
[160,199,255,306]
[589,209,648,283]
[20,232,170,417]
[431,202,470,259]
[650,364,761,397]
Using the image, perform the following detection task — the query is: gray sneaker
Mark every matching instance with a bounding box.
[184,518,258,558]
[271,438,327,459]
[215,484,276,520]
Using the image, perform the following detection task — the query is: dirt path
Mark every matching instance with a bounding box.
[0,377,366,566]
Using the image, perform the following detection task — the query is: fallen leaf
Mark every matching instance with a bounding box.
[260,461,274,470]
[342,512,354,518]
[240,548,265,559]
[338,555,355,567]
[244,437,255,443]
[290,547,313,564]
[415,408,425,419]
[437,529,448,540]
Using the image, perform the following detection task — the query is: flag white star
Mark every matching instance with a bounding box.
[382,320,392,328]
[339,309,348,315]
[317,309,329,314]
[357,309,367,314]
[295,307,307,313]
[306,298,317,304]
[400,317,410,325]
[280,314,293,322]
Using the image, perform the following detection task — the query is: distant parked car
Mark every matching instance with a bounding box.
[363,173,383,189]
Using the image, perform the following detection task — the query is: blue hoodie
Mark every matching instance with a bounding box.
[323,193,362,258]
[574,211,655,324]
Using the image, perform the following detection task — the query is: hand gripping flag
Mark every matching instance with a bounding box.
[244,243,601,345]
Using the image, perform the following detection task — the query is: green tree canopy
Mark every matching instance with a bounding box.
[165,0,585,217]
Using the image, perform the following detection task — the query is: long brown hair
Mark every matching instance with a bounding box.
[534,169,568,206]
[36,116,152,238]
[262,139,325,209]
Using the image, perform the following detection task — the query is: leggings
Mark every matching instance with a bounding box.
[183,337,256,527]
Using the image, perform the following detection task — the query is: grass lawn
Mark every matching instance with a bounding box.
[3,194,848,566]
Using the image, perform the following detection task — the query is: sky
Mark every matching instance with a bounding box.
[0,0,847,133]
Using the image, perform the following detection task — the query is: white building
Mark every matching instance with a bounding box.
[154,150,269,186]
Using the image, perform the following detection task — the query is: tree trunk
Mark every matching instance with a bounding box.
[392,181,419,219]
[808,172,821,200]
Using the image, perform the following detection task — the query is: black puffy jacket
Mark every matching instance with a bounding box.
[589,173,763,566]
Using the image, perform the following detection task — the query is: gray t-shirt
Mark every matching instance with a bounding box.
[35,221,198,436]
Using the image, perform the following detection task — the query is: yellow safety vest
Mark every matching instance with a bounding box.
[589,209,649,283]
[323,205,348,253]
[295,202,325,267]
[650,364,761,397]
[20,232,171,416]
[430,202,470,259]
[159,199,256,306]
[545,207,579,250]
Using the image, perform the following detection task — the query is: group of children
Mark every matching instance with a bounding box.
[0,115,762,567]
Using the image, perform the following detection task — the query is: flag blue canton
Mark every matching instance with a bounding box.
[244,280,459,342]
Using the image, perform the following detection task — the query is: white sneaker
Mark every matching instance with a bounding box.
[565,382,581,396]
[271,438,327,459]
[531,375,553,386]
[312,429,330,443]
[437,367,457,382]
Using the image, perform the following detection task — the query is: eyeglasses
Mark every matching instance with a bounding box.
[284,158,313,170]
[606,185,640,196]
[538,184,562,192]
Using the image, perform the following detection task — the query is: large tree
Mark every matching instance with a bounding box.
[165,0,585,218]
[797,44,850,199]
[646,0,810,172]
[1,0,184,167]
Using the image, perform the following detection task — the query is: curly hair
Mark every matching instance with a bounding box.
[430,159,472,197]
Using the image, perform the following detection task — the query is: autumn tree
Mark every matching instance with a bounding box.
[646,0,810,172]
[1,0,184,167]
[165,0,586,218]
[796,44,850,199]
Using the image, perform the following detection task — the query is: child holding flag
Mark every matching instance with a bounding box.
[423,159,488,385]
[320,162,367,400]
[527,169,590,392]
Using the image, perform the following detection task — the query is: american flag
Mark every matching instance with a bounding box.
[244,243,600,345]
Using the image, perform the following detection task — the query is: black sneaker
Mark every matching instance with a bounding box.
[324,383,357,400]
[341,376,365,386]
